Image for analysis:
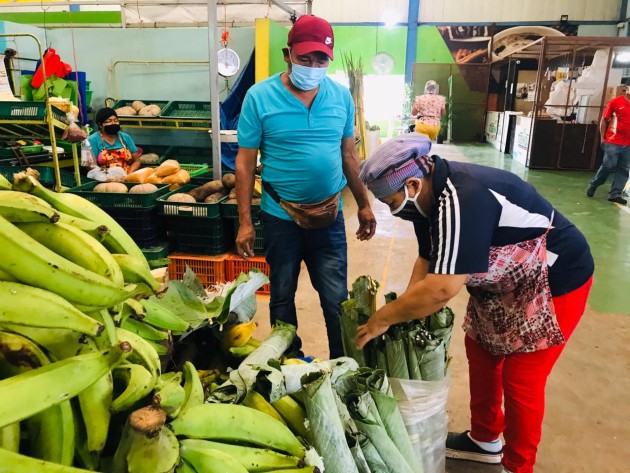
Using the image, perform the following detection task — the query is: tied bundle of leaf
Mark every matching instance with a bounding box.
[210,321,297,403]
[301,371,359,473]
[341,276,379,366]
[413,329,447,381]
[361,370,423,473]
[383,326,409,380]
[427,306,455,349]
[280,357,359,395]
[340,300,368,367]
[342,389,414,473]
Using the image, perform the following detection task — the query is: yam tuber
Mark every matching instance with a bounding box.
[188,180,225,202]
[221,173,236,189]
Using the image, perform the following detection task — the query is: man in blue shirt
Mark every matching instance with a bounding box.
[235,15,376,358]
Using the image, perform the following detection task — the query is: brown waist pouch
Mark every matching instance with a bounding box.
[263,180,339,230]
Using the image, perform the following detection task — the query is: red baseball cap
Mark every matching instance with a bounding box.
[288,15,334,60]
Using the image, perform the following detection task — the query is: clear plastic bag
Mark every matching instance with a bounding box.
[80,140,96,168]
[61,112,88,143]
[390,375,450,473]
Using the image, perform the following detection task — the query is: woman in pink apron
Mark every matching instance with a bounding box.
[356,134,594,473]
[87,107,141,176]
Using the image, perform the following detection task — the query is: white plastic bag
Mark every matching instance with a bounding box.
[390,375,450,473]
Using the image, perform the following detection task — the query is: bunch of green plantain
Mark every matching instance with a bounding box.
[0,171,197,471]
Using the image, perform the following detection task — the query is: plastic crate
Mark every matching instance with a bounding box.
[225,254,270,295]
[233,219,265,253]
[164,146,212,165]
[142,242,170,261]
[0,143,43,157]
[179,164,209,177]
[165,216,234,255]
[167,252,227,287]
[189,169,236,186]
[136,144,171,165]
[160,101,211,120]
[111,100,171,117]
[105,206,166,248]
[67,182,170,208]
[0,166,80,189]
[221,199,261,219]
[0,102,66,122]
[157,185,225,219]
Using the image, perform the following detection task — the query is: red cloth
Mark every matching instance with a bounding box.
[603,95,630,146]
[31,48,72,89]
[465,276,593,473]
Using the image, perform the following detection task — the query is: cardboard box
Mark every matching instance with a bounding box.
[605,86,626,104]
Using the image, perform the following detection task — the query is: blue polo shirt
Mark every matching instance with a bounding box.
[88,132,138,156]
[237,73,355,220]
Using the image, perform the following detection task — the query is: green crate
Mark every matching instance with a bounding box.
[221,200,261,219]
[166,216,234,255]
[233,219,265,253]
[164,146,211,165]
[67,182,170,208]
[157,185,226,219]
[0,143,44,157]
[0,102,66,122]
[0,166,81,188]
[179,164,209,177]
[111,100,171,117]
[160,101,211,120]
[142,242,171,261]
[137,144,171,165]
[189,169,237,185]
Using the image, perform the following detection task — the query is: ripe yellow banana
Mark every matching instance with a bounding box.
[181,361,205,413]
[242,390,286,425]
[111,363,156,413]
[169,404,305,459]
[272,395,309,439]
[0,214,133,308]
[229,337,262,358]
[0,342,130,430]
[13,173,147,260]
[179,444,248,473]
[112,253,160,292]
[0,281,104,336]
[139,298,190,334]
[0,331,75,465]
[180,438,302,472]
[17,222,124,286]
[0,449,94,473]
[221,321,257,350]
[116,327,162,383]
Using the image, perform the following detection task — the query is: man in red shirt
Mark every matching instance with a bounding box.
[586,86,630,204]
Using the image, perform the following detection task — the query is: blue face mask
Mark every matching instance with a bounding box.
[289,52,328,91]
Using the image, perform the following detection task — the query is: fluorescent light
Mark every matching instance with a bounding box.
[616,52,630,64]
[382,10,399,27]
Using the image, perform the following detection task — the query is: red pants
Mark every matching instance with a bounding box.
[466,277,593,473]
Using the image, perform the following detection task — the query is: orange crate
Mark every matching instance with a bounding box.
[225,254,271,295]
[167,252,227,287]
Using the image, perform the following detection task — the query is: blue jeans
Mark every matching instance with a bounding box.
[589,142,630,199]
[261,210,348,358]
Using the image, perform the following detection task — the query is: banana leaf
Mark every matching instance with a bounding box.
[405,332,422,380]
[340,299,368,367]
[209,321,296,403]
[383,330,409,380]
[344,391,414,473]
[352,431,390,473]
[301,371,359,473]
[364,370,423,473]
[280,358,359,395]
[374,338,388,374]
[414,330,446,381]
[346,432,373,473]
[427,307,454,350]
[157,281,209,328]
[351,276,379,317]
[182,266,207,298]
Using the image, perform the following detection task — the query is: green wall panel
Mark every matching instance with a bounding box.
[268,20,288,76]
[416,26,455,64]
[0,12,121,25]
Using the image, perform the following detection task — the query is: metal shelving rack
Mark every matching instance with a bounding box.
[0,33,81,191]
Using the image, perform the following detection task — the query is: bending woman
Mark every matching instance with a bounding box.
[411,80,446,141]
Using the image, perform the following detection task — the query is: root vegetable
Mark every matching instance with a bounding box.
[188,180,225,202]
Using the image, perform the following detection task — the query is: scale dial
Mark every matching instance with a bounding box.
[218,48,240,77]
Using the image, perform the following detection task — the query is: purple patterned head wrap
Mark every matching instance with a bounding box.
[359,133,433,199]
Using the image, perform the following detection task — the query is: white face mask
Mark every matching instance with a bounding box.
[391,185,428,221]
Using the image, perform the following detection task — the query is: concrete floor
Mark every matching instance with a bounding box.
[253,143,630,472]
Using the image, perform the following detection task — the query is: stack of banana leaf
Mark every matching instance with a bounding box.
[341,276,454,381]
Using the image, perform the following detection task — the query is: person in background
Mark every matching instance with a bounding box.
[586,85,630,205]
[355,134,594,473]
[235,15,376,358]
[86,107,141,179]
[411,80,446,141]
